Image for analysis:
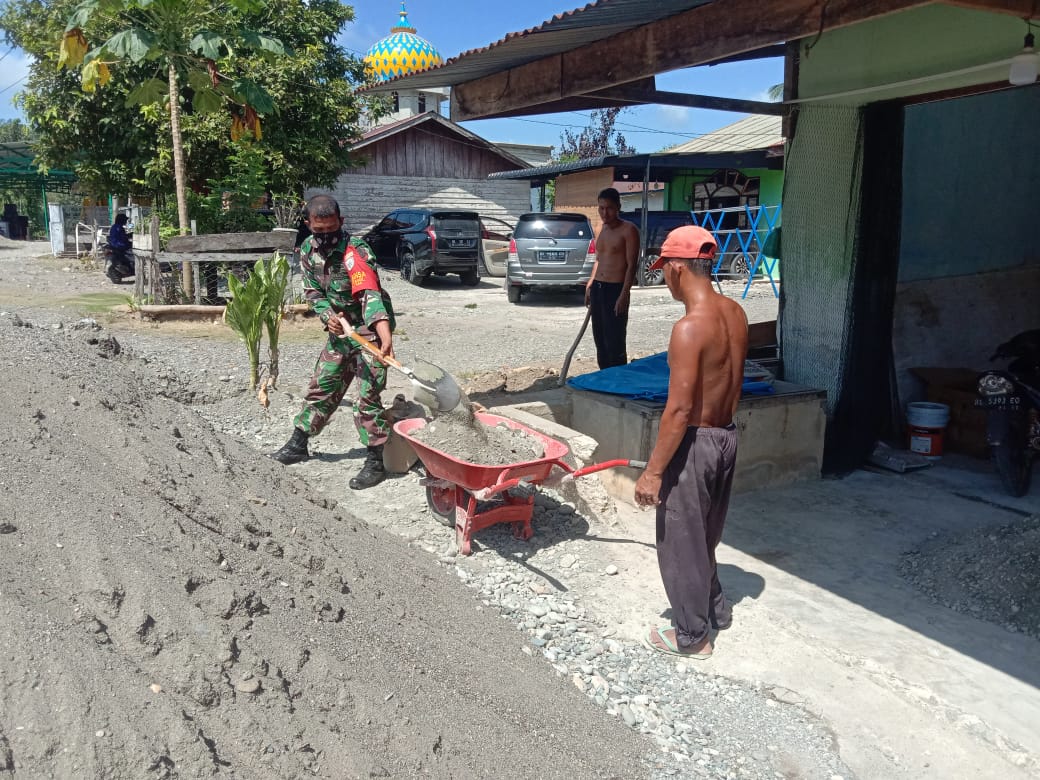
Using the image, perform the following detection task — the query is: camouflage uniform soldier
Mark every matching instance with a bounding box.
[270,195,396,490]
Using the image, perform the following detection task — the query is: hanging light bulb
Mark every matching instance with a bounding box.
[1009,30,1039,86]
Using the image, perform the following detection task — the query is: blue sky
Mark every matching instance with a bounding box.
[0,0,783,154]
[342,0,783,153]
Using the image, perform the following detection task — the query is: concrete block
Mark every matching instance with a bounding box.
[568,384,826,507]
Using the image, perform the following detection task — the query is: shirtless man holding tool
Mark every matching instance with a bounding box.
[633,225,749,660]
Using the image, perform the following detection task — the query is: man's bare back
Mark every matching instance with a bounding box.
[672,295,748,428]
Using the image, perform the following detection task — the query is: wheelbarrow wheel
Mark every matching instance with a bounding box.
[425,484,457,527]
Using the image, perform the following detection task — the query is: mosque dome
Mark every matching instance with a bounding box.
[364,3,443,83]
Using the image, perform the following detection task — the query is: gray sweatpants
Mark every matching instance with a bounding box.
[656,424,738,647]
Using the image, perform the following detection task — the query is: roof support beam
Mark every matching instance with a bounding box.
[589,86,785,116]
[451,0,936,121]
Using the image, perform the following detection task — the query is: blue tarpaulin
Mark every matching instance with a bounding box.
[567,352,775,402]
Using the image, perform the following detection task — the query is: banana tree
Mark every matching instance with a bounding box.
[57,0,286,297]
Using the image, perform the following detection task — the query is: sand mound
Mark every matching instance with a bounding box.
[0,316,648,778]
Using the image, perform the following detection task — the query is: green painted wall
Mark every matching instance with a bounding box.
[799,5,1028,105]
[664,168,783,211]
[662,167,784,279]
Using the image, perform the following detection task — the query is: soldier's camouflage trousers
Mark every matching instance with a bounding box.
[293,335,389,447]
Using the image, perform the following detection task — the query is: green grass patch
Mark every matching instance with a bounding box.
[60,292,130,313]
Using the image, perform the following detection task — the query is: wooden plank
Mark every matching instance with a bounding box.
[166,231,296,253]
[451,0,934,121]
[451,55,564,121]
[157,251,288,264]
[592,87,785,115]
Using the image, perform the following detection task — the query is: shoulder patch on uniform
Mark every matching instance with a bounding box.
[345,253,355,271]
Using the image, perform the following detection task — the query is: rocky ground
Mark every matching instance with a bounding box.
[900,517,1040,640]
[0,240,863,779]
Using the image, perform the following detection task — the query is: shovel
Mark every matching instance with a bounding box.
[338,317,463,413]
[559,308,592,387]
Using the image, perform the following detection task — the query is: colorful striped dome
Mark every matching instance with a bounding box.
[364,3,442,82]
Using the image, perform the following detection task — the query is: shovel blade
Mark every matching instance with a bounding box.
[411,359,463,413]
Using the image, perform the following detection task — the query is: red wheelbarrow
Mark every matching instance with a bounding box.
[393,412,645,555]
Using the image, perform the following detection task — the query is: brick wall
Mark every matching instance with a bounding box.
[306,175,531,234]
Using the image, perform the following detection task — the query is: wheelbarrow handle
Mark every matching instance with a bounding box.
[471,458,572,500]
[470,459,646,500]
[561,459,648,482]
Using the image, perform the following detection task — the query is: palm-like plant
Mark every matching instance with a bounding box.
[257,252,289,388]
[223,253,289,393]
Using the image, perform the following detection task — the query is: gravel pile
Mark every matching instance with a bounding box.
[0,315,653,779]
[900,516,1040,639]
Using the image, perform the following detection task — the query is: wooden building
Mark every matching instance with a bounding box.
[309,112,532,232]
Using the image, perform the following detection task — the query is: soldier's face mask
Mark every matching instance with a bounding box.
[311,229,341,254]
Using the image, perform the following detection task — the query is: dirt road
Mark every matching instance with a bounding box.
[0,241,862,780]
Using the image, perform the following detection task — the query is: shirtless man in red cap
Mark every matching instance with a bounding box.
[634,225,748,660]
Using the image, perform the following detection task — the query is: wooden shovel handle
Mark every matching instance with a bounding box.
[338,317,405,371]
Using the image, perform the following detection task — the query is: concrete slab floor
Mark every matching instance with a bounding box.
[601,456,1040,780]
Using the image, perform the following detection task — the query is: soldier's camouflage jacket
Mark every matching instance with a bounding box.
[299,234,395,335]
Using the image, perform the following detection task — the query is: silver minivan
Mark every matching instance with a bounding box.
[505,212,596,303]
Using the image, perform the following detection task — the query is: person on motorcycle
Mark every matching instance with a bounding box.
[106,213,134,282]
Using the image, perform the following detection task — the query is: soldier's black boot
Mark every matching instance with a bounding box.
[349,445,385,490]
[270,427,309,464]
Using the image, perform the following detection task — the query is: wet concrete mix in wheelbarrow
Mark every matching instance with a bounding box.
[410,406,544,466]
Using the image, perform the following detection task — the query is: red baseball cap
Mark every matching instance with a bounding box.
[647,225,717,271]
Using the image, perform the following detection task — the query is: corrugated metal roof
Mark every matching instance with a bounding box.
[359,0,715,93]
[488,148,780,181]
[664,114,783,154]
[0,141,75,189]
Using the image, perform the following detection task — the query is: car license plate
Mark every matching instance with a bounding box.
[538,250,567,261]
[974,395,1022,408]
[449,238,471,248]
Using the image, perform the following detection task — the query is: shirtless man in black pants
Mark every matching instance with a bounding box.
[584,187,639,369]
[634,225,749,660]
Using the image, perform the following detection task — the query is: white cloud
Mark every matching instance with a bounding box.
[654,105,693,128]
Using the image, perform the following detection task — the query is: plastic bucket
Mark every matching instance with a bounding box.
[907,402,950,459]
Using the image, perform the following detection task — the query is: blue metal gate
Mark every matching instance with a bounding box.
[691,204,781,299]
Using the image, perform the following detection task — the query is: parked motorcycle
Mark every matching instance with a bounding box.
[103,243,136,284]
[975,329,1040,496]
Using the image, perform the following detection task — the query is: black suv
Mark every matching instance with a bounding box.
[364,209,482,286]
[621,210,757,287]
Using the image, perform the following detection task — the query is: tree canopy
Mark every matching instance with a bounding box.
[0,119,34,143]
[1,0,378,197]
[556,108,637,160]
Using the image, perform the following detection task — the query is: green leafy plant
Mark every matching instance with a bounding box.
[258,252,289,387]
[56,0,288,296]
[223,253,288,391]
